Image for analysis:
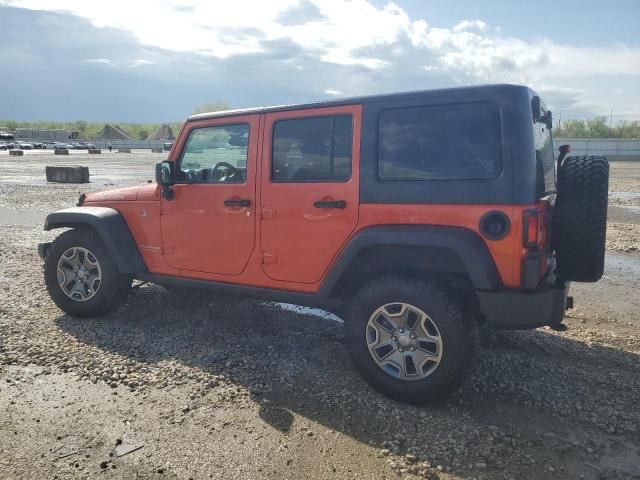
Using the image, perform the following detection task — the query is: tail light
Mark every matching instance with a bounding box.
[521,208,551,290]
[523,209,539,248]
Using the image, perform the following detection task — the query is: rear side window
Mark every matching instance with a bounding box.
[378,102,501,181]
[272,115,352,182]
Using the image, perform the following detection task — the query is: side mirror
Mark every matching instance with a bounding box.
[155,161,175,200]
[155,160,175,186]
[544,110,553,130]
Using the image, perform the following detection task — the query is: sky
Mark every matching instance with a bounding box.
[0,0,638,123]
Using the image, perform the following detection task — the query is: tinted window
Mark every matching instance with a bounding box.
[378,102,501,181]
[533,120,555,196]
[272,115,352,182]
[179,124,249,183]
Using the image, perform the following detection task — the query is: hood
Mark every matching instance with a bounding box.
[83,185,143,203]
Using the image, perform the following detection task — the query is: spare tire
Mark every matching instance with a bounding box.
[552,155,609,282]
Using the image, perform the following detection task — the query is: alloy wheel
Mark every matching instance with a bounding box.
[56,247,102,302]
[366,302,443,381]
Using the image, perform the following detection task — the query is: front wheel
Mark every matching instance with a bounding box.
[345,276,473,404]
[44,228,132,317]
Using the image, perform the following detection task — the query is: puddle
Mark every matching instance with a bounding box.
[268,302,344,323]
[610,191,640,200]
[0,205,44,226]
[603,251,640,280]
[619,205,640,215]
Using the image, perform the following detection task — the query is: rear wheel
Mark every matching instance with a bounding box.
[44,228,132,317]
[345,276,473,404]
[553,155,609,282]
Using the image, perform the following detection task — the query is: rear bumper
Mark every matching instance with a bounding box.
[477,282,570,330]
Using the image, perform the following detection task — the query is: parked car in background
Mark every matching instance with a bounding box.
[85,143,96,149]
[10,141,33,150]
[163,142,173,151]
[0,141,9,150]
[32,142,45,149]
[53,143,68,150]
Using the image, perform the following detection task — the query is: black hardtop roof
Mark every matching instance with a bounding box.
[187,84,535,123]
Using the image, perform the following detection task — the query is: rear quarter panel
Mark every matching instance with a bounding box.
[355,205,525,287]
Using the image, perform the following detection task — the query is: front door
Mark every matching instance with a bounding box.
[160,115,258,275]
[260,105,361,284]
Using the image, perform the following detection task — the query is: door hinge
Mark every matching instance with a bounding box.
[261,252,277,264]
[261,208,277,220]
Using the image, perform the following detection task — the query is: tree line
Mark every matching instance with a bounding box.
[554,117,640,139]
[0,101,230,140]
[0,120,185,140]
[5,104,637,140]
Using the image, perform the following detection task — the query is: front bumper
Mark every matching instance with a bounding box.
[477,282,570,330]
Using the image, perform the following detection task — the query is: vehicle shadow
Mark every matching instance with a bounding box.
[55,284,640,477]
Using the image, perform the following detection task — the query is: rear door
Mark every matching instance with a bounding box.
[260,105,361,284]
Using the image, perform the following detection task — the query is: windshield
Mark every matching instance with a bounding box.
[533,105,555,196]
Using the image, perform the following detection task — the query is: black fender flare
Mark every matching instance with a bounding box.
[43,206,146,274]
[318,225,501,297]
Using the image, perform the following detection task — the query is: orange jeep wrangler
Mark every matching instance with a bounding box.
[39,85,608,403]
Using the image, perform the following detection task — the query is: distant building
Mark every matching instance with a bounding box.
[97,123,133,140]
[14,128,72,141]
[147,124,174,141]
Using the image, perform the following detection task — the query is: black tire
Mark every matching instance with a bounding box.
[345,276,473,404]
[553,155,609,282]
[44,228,132,317]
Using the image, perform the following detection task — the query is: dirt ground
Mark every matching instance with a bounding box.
[1,151,639,480]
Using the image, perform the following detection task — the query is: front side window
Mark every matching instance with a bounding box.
[272,115,352,182]
[378,102,501,181]
[179,124,249,183]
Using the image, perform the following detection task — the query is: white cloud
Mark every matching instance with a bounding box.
[453,19,489,33]
[130,59,154,68]
[3,0,640,119]
[84,58,115,67]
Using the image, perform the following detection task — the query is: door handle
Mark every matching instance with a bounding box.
[313,200,347,209]
[224,198,251,207]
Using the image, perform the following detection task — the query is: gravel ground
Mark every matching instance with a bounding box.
[1,152,639,480]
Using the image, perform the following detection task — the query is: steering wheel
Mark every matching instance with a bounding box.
[185,169,198,182]
[211,161,240,182]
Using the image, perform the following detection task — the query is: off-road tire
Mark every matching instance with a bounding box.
[44,228,132,317]
[553,155,609,282]
[345,276,473,404]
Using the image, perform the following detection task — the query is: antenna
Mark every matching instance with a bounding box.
[609,109,613,130]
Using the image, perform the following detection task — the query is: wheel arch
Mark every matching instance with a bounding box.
[319,226,502,300]
[43,206,146,274]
